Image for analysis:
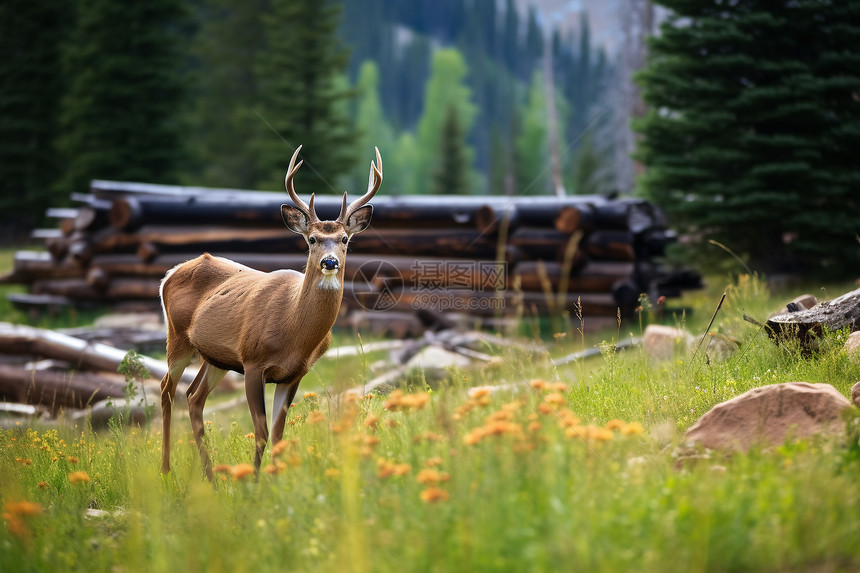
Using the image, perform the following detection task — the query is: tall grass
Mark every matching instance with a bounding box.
[2,274,860,572]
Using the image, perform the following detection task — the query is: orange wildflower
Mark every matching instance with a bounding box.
[213,464,232,474]
[377,459,411,479]
[364,414,379,430]
[307,410,326,424]
[37,481,48,490]
[15,458,32,466]
[419,487,449,503]
[416,469,450,485]
[272,440,290,457]
[606,419,626,431]
[303,392,318,399]
[383,390,431,412]
[537,403,554,415]
[66,456,79,464]
[5,501,43,517]
[621,422,645,436]
[543,393,566,406]
[67,471,91,484]
[263,462,286,475]
[229,463,255,481]
[324,468,341,478]
[529,379,550,391]
[424,457,444,467]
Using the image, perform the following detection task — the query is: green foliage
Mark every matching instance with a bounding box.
[3,277,860,571]
[515,71,550,195]
[56,0,189,194]
[431,105,471,195]
[635,0,860,277]
[0,0,71,227]
[183,0,269,189]
[413,48,478,195]
[351,61,396,192]
[252,0,358,192]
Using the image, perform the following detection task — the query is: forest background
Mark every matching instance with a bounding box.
[1,0,858,277]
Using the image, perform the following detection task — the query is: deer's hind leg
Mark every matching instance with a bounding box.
[187,362,228,481]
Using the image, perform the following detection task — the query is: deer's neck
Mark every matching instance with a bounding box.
[294,267,344,337]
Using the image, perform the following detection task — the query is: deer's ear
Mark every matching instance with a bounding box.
[346,205,373,236]
[281,204,310,235]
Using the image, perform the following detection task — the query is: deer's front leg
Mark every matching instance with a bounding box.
[244,366,268,472]
[272,381,300,445]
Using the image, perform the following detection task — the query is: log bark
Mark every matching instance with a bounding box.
[0,323,194,385]
[513,261,635,293]
[0,365,128,412]
[766,286,860,345]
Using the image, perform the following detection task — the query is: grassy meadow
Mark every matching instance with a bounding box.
[2,269,860,572]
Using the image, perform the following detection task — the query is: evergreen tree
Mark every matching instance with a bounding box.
[413,48,477,195]
[635,0,860,275]
[432,105,470,195]
[185,0,268,189]
[352,61,395,191]
[254,0,357,192]
[56,0,188,194]
[0,0,70,227]
[515,71,550,195]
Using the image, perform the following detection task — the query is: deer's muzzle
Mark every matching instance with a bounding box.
[320,256,340,274]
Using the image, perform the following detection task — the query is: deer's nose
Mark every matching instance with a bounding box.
[320,256,339,272]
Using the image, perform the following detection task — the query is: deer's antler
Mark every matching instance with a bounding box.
[338,147,383,224]
[285,145,319,224]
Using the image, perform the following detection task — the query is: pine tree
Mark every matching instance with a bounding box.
[514,71,550,195]
[352,61,395,192]
[0,0,70,227]
[56,0,188,194]
[635,0,860,276]
[413,48,477,195]
[432,105,470,195]
[253,0,357,192]
[184,0,268,189]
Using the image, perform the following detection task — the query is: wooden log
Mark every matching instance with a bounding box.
[581,230,636,261]
[0,364,128,412]
[0,251,84,283]
[513,261,635,293]
[0,323,195,385]
[349,288,621,317]
[84,225,506,260]
[108,195,496,231]
[74,205,110,232]
[31,278,161,301]
[554,199,664,234]
[766,286,860,346]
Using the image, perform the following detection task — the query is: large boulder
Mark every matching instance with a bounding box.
[685,382,853,451]
[846,331,860,357]
[852,381,860,409]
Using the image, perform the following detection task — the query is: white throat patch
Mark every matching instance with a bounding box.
[317,271,340,290]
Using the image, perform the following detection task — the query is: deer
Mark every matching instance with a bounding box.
[159,145,382,480]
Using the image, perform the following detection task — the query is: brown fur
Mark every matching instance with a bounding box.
[159,147,382,480]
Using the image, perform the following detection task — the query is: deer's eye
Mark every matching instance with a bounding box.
[308,236,317,245]
[341,236,348,244]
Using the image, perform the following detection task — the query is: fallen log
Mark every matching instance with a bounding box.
[0,323,195,385]
[0,364,128,412]
[766,286,860,346]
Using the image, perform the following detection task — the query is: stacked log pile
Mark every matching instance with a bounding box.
[2,180,701,322]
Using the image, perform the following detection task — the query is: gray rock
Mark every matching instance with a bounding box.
[642,325,694,360]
